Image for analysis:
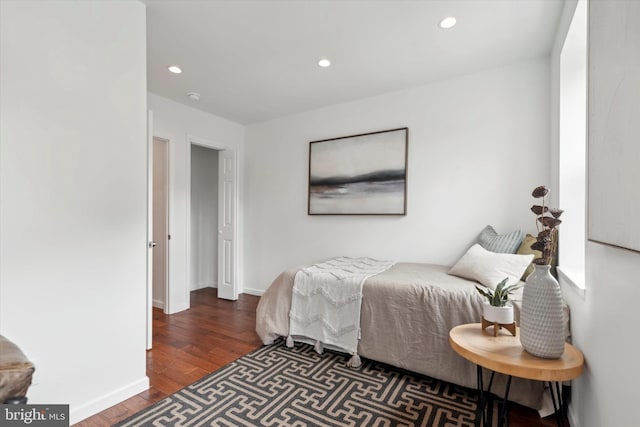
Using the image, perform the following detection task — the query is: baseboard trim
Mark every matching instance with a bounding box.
[191,283,217,291]
[166,303,189,315]
[70,376,149,425]
[152,299,165,309]
[242,288,264,297]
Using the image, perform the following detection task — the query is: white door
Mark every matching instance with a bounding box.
[152,138,169,310]
[146,111,153,350]
[217,149,237,300]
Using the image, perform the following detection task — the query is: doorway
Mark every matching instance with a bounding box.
[190,145,219,292]
[146,126,239,350]
[152,137,169,311]
[187,136,238,301]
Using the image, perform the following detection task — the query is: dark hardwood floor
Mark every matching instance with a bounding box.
[75,288,563,426]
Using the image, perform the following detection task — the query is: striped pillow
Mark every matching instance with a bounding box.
[477,225,524,254]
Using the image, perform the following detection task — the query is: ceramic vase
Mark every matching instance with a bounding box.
[520,264,565,358]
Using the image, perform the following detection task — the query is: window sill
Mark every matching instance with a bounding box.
[557,266,586,299]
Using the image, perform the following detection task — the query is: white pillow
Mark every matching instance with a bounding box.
[448,244,533,289]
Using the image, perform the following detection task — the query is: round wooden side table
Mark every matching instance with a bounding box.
[449,323,584,427]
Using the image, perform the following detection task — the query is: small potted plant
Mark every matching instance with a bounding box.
[475,278,521,324]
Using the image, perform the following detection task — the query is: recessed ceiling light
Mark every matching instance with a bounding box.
[168,65,182,74]
[186,92,200,101]
[318,58,331,68]
[439,17,457,29]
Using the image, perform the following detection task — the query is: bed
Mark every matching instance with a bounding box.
[256,260,568,411]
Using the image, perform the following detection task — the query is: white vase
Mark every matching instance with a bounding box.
[483,302,514,324]
[520,264,565,358]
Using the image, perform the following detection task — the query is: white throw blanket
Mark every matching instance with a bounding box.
[288,256,395,367]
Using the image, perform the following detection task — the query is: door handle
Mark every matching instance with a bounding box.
[149,241,157,248]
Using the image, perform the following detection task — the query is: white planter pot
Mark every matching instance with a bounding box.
[483,302,514,324]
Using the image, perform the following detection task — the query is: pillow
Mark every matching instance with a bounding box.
[477,225,524,254]
[448,243,534,289]
[516,234,540,280]
[516,231,559,280]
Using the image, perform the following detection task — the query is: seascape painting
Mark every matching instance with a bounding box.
[308,128,408,215]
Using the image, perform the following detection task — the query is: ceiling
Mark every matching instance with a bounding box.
[143,0,564,125]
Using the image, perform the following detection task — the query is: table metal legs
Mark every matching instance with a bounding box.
[476,367,568,427]
[476,366,510,427]
[476,365,494,426]
[548,381,568,427]
[499,376,512,426]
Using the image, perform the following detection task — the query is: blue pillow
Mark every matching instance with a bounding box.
[477,225,524,254]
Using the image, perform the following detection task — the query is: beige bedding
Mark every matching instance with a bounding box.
[256,262,557,410]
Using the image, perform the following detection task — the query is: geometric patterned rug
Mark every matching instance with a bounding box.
[115,340,494,427]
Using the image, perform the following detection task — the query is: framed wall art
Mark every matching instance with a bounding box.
[308,127,408,215]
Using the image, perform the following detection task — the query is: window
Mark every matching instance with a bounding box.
[558,0,587,288]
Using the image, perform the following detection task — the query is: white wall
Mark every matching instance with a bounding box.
[191,145,219,290]
[244,58,551,294]
[0,1,148,423]
[148,93,244,312]
[551,1,640,426]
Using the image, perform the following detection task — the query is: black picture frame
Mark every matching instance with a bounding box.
[308,127,408,215]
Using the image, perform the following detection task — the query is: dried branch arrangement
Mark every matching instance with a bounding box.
[530,185,563,265]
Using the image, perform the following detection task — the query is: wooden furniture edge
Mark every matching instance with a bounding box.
[449,323,584,382]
